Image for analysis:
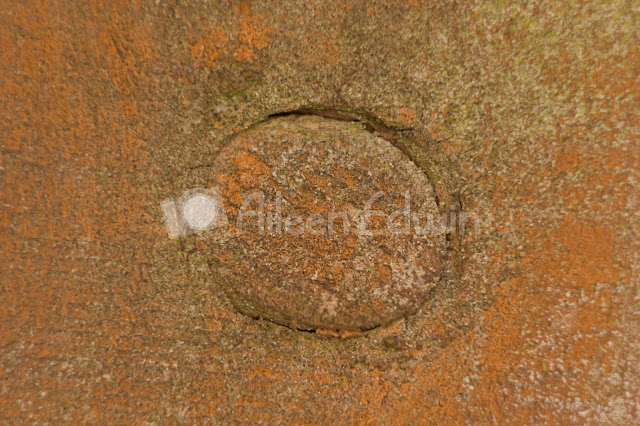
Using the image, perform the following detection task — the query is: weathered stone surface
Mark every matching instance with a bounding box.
[206,115,444,331]
[1,0,639,423]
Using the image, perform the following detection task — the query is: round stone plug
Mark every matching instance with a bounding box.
[205,114,445,333]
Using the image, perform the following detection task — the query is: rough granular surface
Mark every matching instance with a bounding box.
[2,0,639,423]
[207,115,444,331]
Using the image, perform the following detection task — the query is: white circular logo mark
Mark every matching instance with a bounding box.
[182,194,218,230]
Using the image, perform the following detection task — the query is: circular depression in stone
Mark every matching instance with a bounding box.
[206,115,445,332]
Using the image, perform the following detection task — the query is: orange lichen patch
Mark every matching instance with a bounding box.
[217,173,245,210]
[549,216,619,287]
[330,166,359,187]
[376,264,393,282]
[427,125,442,142]
[551,141,634,214]
[97,27,155,94]
[303,30,340,65]
[442,140,462,154]
[88,1,158,95]
[396,107,417,125]
[188,11,271,66]
[380,0,420,9]
[454,211,628,421]
[302,170,329,187]
[238,1,251,17]
[235,17,272,63]
[554,143,581,174]
[189,29,229,67]
[384,126,634,419]
[231,149,271,176]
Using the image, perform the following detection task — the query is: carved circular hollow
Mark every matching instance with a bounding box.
[205,114,445,332]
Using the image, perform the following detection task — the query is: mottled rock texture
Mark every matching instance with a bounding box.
[1,0,639,423]
[208,114,444,332]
